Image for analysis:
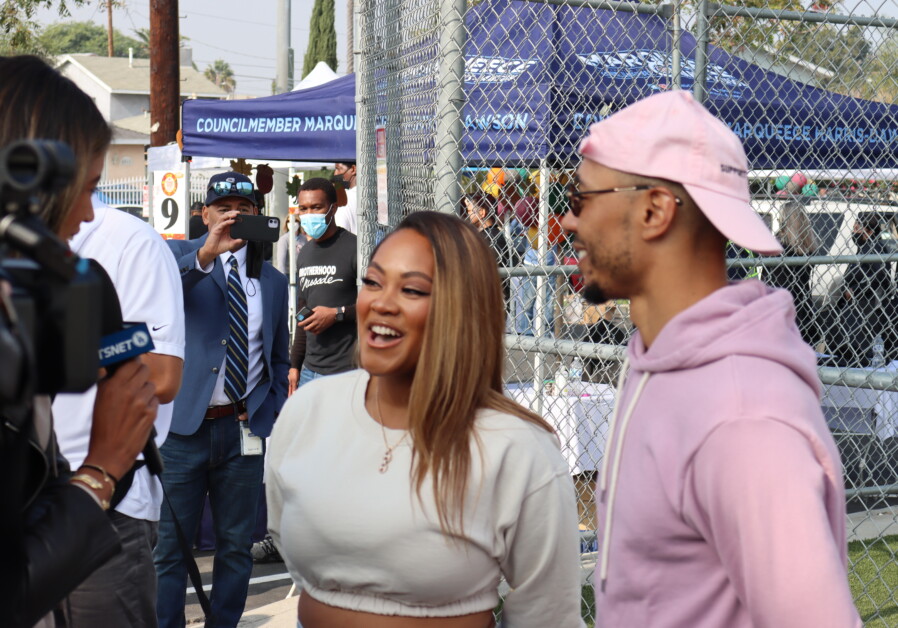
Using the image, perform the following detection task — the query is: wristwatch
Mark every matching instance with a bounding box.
[335,306,345,322]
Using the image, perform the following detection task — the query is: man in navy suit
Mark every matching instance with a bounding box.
[154,172,289,628]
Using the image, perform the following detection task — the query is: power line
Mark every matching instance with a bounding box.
[181,10,274,28]
[231,72,276,81]
[185,37,277,61]
[194,58,277,70]
[175,9,315,32]
[128,8,275,60]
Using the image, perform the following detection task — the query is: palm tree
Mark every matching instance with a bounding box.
[204,59,236,93]
[132,27,150,57]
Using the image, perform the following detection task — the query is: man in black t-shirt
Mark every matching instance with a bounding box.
[288,178,358,395]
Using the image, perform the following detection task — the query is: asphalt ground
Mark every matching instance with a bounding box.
[184,551,294,625]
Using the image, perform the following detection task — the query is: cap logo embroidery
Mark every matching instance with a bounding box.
[720,164,748,177]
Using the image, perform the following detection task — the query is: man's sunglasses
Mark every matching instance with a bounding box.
[565,183,681,217]
[209,181,254,197]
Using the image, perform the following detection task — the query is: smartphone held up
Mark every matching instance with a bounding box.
[231,214,280,243]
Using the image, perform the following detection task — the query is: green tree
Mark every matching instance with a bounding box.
[133,26,191,57]
[860,33,898,104]
[676,0,880,98]
[781,21,870,95]
[0,0,85,55]
[302,0,337,79]
[132,26,150,57]
[38,21,148,57]
[204,59,236,93]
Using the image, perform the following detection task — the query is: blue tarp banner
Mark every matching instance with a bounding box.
[182,74,357,162]
[181,0,898,170]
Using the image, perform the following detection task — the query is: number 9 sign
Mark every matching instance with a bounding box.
[161,198,179,230]
[152,170,187,239]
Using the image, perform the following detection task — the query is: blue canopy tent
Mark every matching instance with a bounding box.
[182,73,357,162]
[181,1,898,171]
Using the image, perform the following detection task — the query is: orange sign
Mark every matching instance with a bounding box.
[161,172,178,196]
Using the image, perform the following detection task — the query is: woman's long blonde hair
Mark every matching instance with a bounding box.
[778,201,819,255]
[0,56,112,236]
[385,211,553,535]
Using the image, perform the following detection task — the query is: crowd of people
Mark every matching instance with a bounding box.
[2,54,875,628]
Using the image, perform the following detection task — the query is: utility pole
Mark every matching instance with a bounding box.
[346,0,353,73]
[106,0,114,57]
[276,0,293,92]
[272,0,292,227]
[150,0,180,146]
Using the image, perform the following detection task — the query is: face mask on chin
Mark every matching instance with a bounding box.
[851,232,868,249]
[300,213,329,239]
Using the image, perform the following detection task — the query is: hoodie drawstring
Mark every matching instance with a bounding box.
[598,358,650,591]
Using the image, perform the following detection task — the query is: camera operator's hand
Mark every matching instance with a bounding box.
[197,209,246,268]
[83,359,158,482]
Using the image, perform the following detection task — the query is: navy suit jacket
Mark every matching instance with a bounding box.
[167,236,289,438]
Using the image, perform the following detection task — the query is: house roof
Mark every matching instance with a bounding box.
[112,113,151,145]
[731,44,834,89]
[114,112,152,135]
[58,54,227,98]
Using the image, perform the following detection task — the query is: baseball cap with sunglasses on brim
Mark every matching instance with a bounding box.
[204,171,257,206]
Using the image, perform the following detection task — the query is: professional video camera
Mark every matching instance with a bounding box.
[0,139,102,404]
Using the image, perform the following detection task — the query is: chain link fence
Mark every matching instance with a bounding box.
[356,0,898,623]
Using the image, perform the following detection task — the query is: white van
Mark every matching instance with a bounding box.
[752,194,898,303]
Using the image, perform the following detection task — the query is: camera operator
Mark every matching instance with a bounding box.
[0,55,159,627]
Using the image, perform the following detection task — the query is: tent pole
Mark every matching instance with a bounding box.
[434,0,467,214]
[287,210,297,337]
[693,0,709,104]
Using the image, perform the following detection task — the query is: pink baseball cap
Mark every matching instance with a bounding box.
[579,90,782,255]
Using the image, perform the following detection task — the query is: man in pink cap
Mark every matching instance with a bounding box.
[563,90,860,627]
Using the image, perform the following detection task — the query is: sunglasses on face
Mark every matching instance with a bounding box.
[209,180,254,197]
[565,183,682,217]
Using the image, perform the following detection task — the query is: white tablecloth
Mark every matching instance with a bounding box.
[506,382,615,474]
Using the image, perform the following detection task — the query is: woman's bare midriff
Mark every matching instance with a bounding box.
[298,591,496,628]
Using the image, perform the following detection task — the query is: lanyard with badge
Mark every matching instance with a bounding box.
[239,421,263,456]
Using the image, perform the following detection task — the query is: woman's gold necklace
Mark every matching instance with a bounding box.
[374,382,409,474]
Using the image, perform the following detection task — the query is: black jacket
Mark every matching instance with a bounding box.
[1,378,121,625]
[843,237,893,312]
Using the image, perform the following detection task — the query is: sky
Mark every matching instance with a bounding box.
[34,0,350,97]
[32,0,898,98]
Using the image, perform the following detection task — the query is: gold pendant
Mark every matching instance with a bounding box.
[379,448,393,473]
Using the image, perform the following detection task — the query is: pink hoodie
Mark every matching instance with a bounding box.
[594,281,860,628]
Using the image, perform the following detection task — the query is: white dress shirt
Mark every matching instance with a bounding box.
[196,245,265,406]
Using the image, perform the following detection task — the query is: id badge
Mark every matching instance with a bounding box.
[239,423,264,456]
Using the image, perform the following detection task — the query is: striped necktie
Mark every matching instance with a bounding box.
[224,255,248,402]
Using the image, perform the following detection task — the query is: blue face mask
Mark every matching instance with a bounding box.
[300,213,329,239]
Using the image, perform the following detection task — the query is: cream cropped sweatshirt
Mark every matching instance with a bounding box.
[266,369,585,627]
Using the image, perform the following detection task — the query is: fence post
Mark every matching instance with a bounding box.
[693,0,710,103]
[434,0,467,215]
[670,0,683,90]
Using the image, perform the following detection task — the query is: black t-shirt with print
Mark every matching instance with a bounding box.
[296,227,358,374]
